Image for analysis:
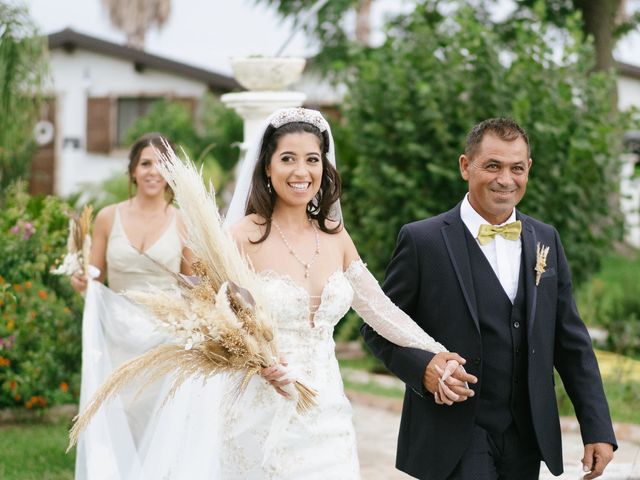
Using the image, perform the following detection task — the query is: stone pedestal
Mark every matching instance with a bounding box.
[221,90,306,158]
[220,58,307,212]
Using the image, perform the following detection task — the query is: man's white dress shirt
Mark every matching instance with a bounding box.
[460,195,522,303]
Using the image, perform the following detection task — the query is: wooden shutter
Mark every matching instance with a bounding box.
[86,97,111,153]
[29,99,56,195]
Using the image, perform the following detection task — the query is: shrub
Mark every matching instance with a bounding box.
[0,183,83,409]
[577,253,640,357]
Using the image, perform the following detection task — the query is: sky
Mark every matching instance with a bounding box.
[25,0,640,77]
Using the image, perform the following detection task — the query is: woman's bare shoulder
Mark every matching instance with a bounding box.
[94,203,120,231]
[229,214,266,243]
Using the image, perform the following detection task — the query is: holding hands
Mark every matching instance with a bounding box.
[264,351,478,407]
[423,352,477,406]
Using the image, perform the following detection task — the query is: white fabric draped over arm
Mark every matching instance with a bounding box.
[345,259,447,354]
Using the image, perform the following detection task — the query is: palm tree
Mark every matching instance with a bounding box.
[355,0,372,45]
[101,0,171,49]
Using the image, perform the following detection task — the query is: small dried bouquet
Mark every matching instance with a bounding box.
[68,149,317,449]
[51,205,93,277]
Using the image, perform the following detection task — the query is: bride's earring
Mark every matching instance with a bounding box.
[267,177,272,194]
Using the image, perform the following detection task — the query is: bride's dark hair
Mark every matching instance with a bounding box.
[245,121,342,244]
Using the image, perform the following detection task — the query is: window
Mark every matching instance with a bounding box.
[115,97,161,146]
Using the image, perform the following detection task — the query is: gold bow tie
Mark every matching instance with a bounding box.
[476,221,522,245]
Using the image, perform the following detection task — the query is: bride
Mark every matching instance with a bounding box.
[217,107,477,478]
[121,108,476,479]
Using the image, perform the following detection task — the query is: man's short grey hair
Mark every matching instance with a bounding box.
[465,118,530,159]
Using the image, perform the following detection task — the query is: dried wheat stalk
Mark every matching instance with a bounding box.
[67,148,317,451]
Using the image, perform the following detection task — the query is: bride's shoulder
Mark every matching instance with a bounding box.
[318,219,358,262]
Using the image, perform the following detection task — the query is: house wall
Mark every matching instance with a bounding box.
[618,76,640,112]
[617,74,640,248]
[48,49,209,196]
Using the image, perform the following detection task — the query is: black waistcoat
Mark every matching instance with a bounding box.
[464,229,532,436]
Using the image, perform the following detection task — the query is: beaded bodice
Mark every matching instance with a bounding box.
[258,269,353,373]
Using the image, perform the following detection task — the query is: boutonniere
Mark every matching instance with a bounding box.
[535,242,550,286]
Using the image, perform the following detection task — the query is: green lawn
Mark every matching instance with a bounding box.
[0,420,75,480]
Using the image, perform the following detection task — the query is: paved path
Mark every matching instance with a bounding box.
[352,401,640,480]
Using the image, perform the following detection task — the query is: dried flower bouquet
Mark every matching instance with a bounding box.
[68,148,317,449]
[51,205,93,277]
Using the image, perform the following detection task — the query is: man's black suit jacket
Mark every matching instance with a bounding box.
[361,204,617,480]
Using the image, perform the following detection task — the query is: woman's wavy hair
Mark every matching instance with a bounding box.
[127,132,176,205]
[245,121,342,244]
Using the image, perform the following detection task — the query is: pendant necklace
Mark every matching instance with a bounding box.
[272,219,320,278]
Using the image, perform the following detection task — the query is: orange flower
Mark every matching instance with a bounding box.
[0,299,4,307]
[6,319,15,331]
[8,380,16,390]
[24,281,32,289]
[13,394,21,402]
[13,284,22,292]
[0,356,10,367]
[63,307,71,314]
[0,275,4,284]
[60,382,69,393]
[25,395,46,409]
[38,290,47,300]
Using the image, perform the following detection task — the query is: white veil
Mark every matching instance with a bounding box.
[224,107,342,228]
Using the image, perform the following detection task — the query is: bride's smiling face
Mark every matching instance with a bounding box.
[267,132,323,208]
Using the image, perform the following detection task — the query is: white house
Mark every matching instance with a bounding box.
[618,62,640,248]
[30,28,239,196]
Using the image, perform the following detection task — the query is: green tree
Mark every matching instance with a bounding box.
[339,2,631,287]
[124,95,243,190]
[256,0,373,73]
[0,1,48,194]
[508,0,640,72]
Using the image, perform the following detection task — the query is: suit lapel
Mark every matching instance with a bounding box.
[518,213,539,337]
[441,205,480,334]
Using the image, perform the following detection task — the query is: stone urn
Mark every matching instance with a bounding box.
[230,57,306,91]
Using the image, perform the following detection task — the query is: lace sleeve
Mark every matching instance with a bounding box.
[345,259,447,354]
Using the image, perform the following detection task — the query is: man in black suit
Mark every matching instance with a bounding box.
[362,118,616,480]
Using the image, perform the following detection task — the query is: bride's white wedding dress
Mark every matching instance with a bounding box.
[221,260,448,479]
[221,266,360,478]
[137,259,447,479]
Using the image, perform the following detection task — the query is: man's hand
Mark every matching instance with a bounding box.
[582,443,614,479]
[423,352,477,405]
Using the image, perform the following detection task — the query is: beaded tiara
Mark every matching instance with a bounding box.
[268,107,329,133]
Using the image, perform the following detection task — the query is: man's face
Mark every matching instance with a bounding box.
[459,133,532,225]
